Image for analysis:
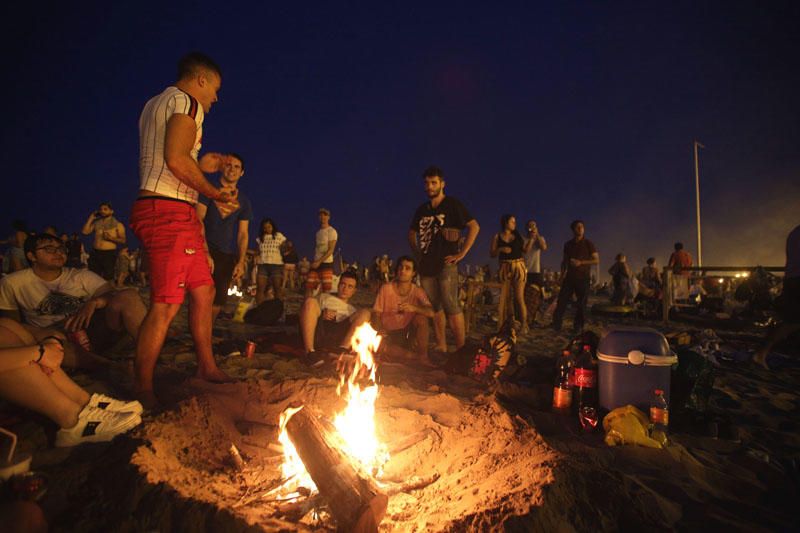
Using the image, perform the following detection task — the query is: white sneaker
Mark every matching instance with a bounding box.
[88,393,144,415]
[55,405,142,447]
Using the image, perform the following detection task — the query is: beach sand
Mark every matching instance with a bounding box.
[2,286,798,531]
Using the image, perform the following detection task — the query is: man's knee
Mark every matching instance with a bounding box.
[351,309,371,324]
[109,288,143,311]
[412,314,428,328]
[301,297,321,316]
[149,302,182,321]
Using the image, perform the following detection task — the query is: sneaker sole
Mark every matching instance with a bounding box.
[55,414,142,447]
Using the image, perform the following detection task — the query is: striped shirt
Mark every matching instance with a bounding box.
[138,86,204,203]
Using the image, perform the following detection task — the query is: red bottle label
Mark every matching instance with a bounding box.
[553,387,572,409]
[650,407,669,426]
[573,368,596,388]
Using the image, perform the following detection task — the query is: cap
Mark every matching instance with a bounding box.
[318,208,330,215]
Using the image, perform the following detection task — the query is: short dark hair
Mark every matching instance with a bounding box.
[394,255,416,275]
[647,257,656,265]
[570,219,584,231]
[674,242,684,250]
[339,271,358,284]
[24,233,61,257]
[177,52,222,81]
[99,201,112,209]
[228,152,245,171]
[422,166,443,180]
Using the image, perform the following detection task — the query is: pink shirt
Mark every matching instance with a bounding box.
[373,282,431,331]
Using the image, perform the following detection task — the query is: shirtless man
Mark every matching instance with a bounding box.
[82,202,126,281]
[129,52,233,406]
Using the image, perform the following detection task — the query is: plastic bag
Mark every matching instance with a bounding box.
[603,405,664,448]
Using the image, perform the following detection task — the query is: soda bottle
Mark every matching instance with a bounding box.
[650,389,669,433]
[573,344,598,413]
[67,329,94,353]
[552,350,573,412]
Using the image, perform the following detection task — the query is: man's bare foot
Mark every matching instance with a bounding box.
[196,367,237,383]
[134,390,159,411]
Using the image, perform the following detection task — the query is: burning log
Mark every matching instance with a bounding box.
[285,407,388,533]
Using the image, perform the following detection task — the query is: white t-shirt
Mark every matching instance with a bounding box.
[0,268,107,328]
[317,292,355,323]
[139,86,205,204]
[524,238,542,274]
[314,226,338,263]
[256,233,286,265]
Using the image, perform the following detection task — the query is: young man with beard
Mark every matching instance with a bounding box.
[551,220,599,334]
[372,256,434,366]
[130,52,234,406]
[408,166,480,354]
[82,202,126,280]
[0,233,147,368]
[197,153,252,323]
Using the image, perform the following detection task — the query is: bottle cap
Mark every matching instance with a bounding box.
[654,389,663,395]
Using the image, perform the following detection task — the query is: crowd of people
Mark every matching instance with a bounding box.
[0,50,796,456]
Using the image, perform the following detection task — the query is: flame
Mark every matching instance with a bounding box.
[227,285,243,297]
[278,322,388,490]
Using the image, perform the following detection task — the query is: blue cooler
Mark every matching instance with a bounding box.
[597,326,677,412]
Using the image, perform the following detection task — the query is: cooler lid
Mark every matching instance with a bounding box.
[597,350,678,366]
[598,326,671,357]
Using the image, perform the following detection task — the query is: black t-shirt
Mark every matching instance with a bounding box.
[497,232,523,261]
[410,196,473,276]
[562,238,598,281]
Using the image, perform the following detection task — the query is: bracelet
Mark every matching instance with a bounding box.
[36,343,45,363]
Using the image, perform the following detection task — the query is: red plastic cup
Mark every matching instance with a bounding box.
[245,341,256,359]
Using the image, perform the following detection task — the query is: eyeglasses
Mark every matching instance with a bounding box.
[36,246,68,254]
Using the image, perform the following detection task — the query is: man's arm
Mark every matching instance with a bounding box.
[104,222,127,245]
[445,219,480,264]
[313,238,337,268]
[407,230,418,254]
[63,282,115,332]
[232,220,249,281]
[81,214,96,236]
[164,114,225,201]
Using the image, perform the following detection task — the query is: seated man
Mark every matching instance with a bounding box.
[0,318,142,446]
[372,256,434,366]
[0,234,147,368]
[299,271,370,364]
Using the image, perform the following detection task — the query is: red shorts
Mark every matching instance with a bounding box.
[306,263,334,292]
[130,198,213,304]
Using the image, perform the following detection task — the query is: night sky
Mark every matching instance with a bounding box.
[3,1,799,275]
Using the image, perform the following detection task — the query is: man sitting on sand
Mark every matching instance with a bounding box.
[0,317,142,447]
[299,271,370,365]
[0,233,147,368]
[373,256,434,366]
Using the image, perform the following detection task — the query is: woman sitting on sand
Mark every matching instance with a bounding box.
[491,214,528,334]
[0,318,142,447]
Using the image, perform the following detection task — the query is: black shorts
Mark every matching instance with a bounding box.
[89,249,118,280]
[313,318,351,350]
[210,249,237,307]
[383,325,415,350]
[85,307,127,353]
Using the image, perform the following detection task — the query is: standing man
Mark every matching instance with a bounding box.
[129,52,233,407]
[668,242,694,301]
[82,202,126,281]
[305,208,338,296]
[522,219,548,326]
[197,153,252,323]
[408,165,480,354]
[551,220,599,334]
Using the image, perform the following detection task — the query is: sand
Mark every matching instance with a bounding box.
[2,287,799,531]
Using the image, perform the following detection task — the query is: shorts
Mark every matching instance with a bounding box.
[85,308,127,354]
[382,324,415,351]
[89,249,118,280]
[130,197,213,304]
[210,249,237,307]
[499,259,526,284]
[306,263,334,292]
[420,264,461,316]
[258,264,283,278]
[313,318,351,350]
[777,276,800,323]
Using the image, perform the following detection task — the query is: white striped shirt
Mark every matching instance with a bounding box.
[138,86,204,203]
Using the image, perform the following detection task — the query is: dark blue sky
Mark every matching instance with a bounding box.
[3,2,799,274]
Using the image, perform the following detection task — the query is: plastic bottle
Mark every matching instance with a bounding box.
[650,389,669,433]
[552,350,573,412]
[573,344,598,412]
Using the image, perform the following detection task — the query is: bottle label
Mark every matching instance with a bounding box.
[650,406,669,425]
[574,368,596,388]
[553,386,572,409]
